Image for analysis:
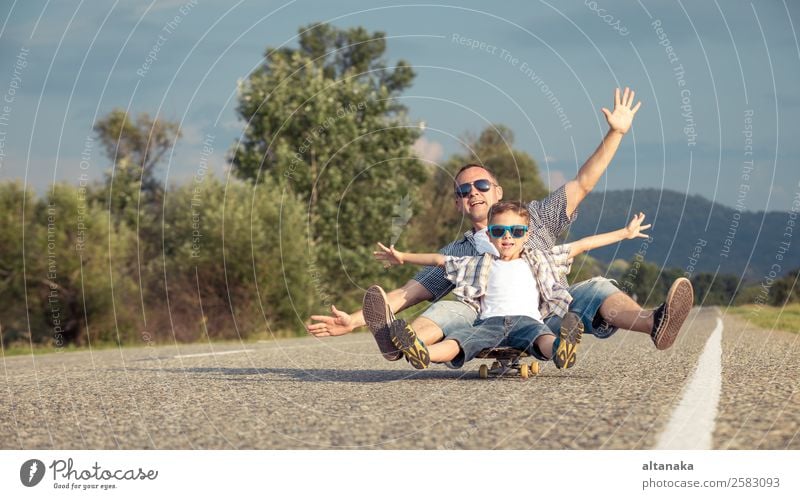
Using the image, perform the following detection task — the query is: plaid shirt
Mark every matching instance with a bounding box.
[443,245,574,319]
[414,185,576,300]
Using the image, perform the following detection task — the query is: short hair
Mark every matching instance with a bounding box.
[488,201,528,223]
[453,163,499,188]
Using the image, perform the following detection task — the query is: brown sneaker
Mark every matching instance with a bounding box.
[363,285,402,361]
[652,278,694,350]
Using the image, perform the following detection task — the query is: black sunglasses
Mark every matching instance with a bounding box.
[487,225,528,239]
[455,178,496,198]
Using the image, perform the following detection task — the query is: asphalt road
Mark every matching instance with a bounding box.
[1,307,797,449]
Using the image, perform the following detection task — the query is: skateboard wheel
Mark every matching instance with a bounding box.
[479,364,489,379]
[520,363,529,379]
[491,361,500,370]
[530,362,540,375]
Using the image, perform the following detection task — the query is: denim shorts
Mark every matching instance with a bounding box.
[545,276,622,338]
[420,276,623,340]
[444,315,555,369]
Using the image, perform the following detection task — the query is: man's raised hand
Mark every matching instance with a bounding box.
[602,87,642,135]
[307,305,354,337]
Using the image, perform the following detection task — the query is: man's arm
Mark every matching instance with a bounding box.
[568,212,651,258]
[564,87,642,218]
[306,279,433,337]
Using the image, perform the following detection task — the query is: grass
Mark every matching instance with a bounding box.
[728,303,800,333]
[0,342,117,357]
[0,328,303,357]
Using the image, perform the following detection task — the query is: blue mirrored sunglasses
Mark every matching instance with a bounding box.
[487,225,528,239]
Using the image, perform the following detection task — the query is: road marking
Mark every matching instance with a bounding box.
[173,349,254,359]
[654,317,723,449]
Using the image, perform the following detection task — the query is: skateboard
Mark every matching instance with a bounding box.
[475,347,540,380]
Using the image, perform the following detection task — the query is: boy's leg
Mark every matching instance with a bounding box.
[504,314,583,369]
[427,340,461,363]
[390,317,504,370]
[362,289,477,360]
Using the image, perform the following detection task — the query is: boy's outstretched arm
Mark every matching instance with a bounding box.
[568,212,651,258]
[373,242,446,268]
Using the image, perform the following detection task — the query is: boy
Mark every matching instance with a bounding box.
[372,201,651,370]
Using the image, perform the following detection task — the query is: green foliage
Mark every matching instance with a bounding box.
[157,176,312,341]
[0,182,140,347]
[232,22,427,310]
[617,257,663,306]
[0,182,37,342]
[567,253,604,284]
[93,110,180,231]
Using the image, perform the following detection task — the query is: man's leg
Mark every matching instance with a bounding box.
[562,276,694,350]
[598,291,653,333]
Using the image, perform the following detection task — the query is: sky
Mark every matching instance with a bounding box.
[0,0,798,211]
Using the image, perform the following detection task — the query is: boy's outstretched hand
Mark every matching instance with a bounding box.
[624,212,652,239]
[373,242,404,268]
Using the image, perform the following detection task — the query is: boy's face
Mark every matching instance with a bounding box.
[488,211,528,261]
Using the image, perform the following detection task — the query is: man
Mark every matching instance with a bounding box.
[307,87,694,359]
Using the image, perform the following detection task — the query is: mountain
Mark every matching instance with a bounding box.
[564,189,798,281]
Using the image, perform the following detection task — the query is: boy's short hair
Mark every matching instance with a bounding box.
[488,201,528,223]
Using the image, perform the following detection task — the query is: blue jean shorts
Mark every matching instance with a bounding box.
[420,277,623,340]
[444,315,554,369]
[545,276,622,339]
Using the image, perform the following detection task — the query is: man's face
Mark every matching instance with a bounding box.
[488,211,527,260]
[453,167,503,228]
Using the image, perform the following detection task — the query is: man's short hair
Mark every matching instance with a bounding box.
[488,201,528,223]
[453,163,499,188]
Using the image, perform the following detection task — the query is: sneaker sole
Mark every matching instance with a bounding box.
[363,285,402,361]
[389,320,430,370]
[554,312,584,369]
[654,278,694,350]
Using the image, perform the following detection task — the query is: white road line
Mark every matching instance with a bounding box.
[654,317,723,449]
[173,349,254,359]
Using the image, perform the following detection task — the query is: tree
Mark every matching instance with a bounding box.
[770,269,799,306]
[157,176,313,340]
[93,109,181,225]
[620,257,661,306]
[0,182,38,343]
[567,254,605,285]
[232,23,427,310]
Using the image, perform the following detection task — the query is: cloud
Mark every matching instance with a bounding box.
[411,136,444,164]
[179,122,206,146]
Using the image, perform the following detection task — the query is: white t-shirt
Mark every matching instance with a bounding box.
[479,259,542,321]
[473,228,500,257]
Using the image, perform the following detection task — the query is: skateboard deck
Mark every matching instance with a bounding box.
[475,347,540,379]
